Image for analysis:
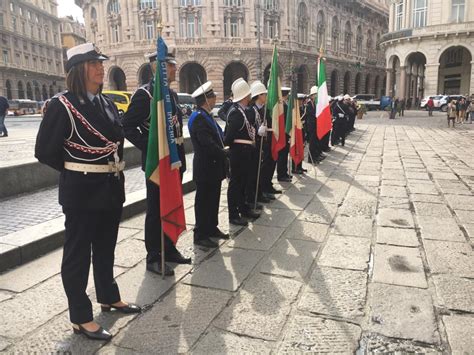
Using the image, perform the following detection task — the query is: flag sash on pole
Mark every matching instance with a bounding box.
[267,45,286,161]
[315,56,332,140]
[286,88,304,166]
[145,36,186,244]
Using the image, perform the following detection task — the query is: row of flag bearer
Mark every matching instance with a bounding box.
[34,34,337,341]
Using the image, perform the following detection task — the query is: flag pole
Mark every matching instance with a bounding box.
[156,20,167,280]
[253,107,267,211]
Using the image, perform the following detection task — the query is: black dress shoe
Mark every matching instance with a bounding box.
[278,176,292,182]
[262,192,276,200]
[241,209,261,219]
[213,229,230,239]
[323,147,331,152]
[101,303,141,314]
[301,168,308,172]
[269,188,282,194]
[165,251,192,264]
[247,202,263,210]
[194,238,218,248]
[73,324,112,341]
[146,261,174,276]
[229,217,249,226]
[257,195,271,203]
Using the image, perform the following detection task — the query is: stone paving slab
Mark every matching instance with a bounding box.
[444,194,474,211]
[213,273,302,341]
[182,246,264,291]
[271,193,314,211]
[333,216,373,238]
[413,202,452,217]
[114,238,146,269]
[113,284,232,354]
[372,244,427,288]
[432,275,474,312]
[376,226,419,247]
[417,216,465,242]
[298,266,367,321]
[192,327,274,354]
[378,196,410,209]
[278,315,362,353]
[409,193,444,204]
[260,238,320,279]
[442,315,474,354]
[282,220,329,243]
[226,224,285,251]
[377,208,415,229]
[318,235,371,271]
[368,283,439,344]
[423,240,474,277]
[0,248,61,292]
[252,207,298,228]
[297,201,338,225]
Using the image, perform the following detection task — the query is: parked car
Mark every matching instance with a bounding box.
[177,93,195,118]
[440,95,467,112]
[102,90,132,115]
[351,94,380,111]
[420,95,444,110]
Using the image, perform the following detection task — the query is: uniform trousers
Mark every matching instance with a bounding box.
[321,132,330,150]
[331,118,347,146]
[194,181,221,240]
[260,139,277,192]
[228,146,253,218]
[277,140,290,179]
[62,207,122,324]
[245,139,263,204]
[145,179,179,263]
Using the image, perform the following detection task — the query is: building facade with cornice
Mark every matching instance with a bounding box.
[75,0,389,100]
[380,0,474,101]
[0,0,65,100]
[60,15,87,66]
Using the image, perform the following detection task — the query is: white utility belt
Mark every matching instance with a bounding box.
[233,139,255,145]
[64,161,126,174]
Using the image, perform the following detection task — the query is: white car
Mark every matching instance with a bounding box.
[211,103,223,118]
[420,95,444,109]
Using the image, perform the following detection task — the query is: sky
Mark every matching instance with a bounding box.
[57,0,84,23]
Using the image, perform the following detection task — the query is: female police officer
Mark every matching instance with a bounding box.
[35,43,141,341]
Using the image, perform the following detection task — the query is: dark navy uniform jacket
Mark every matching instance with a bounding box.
[121,81,186,175]
[35,91,125,210]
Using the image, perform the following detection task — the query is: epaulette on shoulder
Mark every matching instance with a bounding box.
[134,83,152,99]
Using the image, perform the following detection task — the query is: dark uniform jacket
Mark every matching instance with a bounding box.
[304,100,316,142]
[224,103,256,149]
[189,108,227,183]
[121,81,186,175]
[332,101,349,119]
[35,91,125,210]
[217,99,233,122]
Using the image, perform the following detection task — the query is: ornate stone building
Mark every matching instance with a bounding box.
[75,0,389,100]
[60,15,87,66]
[0,0,65,100]
[380,0,474,100]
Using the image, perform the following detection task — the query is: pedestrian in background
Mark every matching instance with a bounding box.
[467,99,474,124]
[390,97,397,119]
[447,100,457,128]
[458,98,467,124]
[0,95,9,137]
[35,43,141,341]
[427,97,434,117]
[400,98,405,117]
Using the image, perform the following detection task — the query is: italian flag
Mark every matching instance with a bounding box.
[316,56,332,140]
[145,36,186,244]
[267,45,286,161]
[285,87,304,165]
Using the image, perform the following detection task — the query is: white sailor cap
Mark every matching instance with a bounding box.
[66,43,108,72]
[145,51,177,65]
[281,86,291,94]
[191,81,216,98]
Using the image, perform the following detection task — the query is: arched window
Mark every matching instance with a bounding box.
[18,81,25,99]
[139,0,157,9]
[366,29,373,57]
[332,16,339,51]
[356,25,362,56]
[316,11,325,49]
[91,7,97,20]
[297,2,308,44]
[108,0,120,14]
[264,0,278,10]
[344,21,352,54]
[5,80,12,99]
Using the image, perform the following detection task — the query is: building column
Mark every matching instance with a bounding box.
[470,61,474,95]
[398,66,406,99]
[386,68,393,97]
[388,3,394,32]
[424,63,439,96]
[405,0,412,29]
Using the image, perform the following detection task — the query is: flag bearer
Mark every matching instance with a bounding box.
[277,87,292,182]
[122,50,190,277]
[225,79,261,226]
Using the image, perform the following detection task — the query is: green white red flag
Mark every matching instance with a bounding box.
[285,84,304,166]
[145,35,186,244]
[267,45,286,161]
[316,55,332,140]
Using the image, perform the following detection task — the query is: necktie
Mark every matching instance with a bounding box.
[93,96,108,120]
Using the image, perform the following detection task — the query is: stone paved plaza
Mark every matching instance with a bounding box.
[0,110,473,353]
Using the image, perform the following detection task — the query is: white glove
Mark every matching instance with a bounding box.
[257,125,267,136]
